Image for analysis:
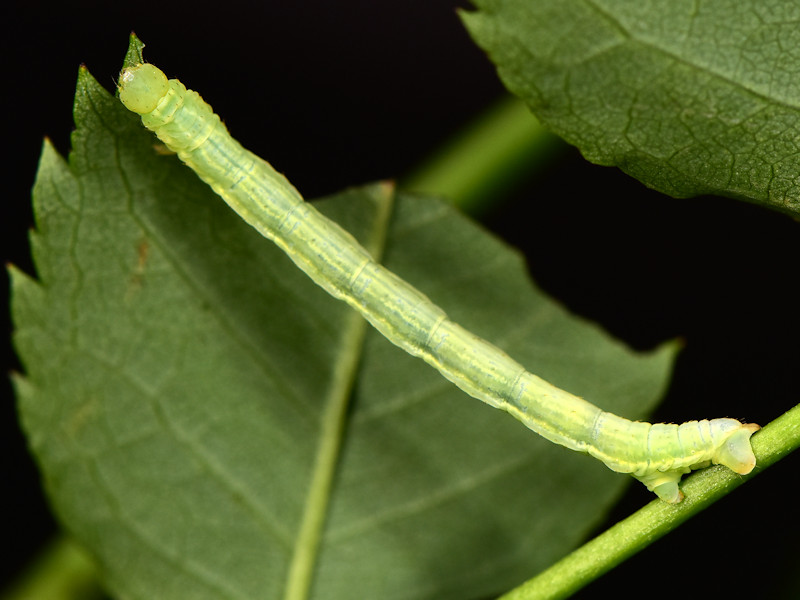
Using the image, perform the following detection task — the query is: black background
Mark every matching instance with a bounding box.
[3,1,798,598]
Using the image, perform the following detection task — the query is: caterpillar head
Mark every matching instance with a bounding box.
[119,63,169,114]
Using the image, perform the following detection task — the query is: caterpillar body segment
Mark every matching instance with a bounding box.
[583,417,760,503]
[118,63,759,503]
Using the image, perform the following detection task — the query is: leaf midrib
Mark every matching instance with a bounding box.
[583,0,800,112]
[282,185,396,600]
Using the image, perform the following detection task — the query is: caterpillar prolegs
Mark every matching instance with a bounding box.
[118,63,759,503]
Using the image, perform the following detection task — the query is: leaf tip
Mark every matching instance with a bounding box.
[123,33,146,70]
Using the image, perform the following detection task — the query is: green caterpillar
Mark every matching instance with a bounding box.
[118,63,759,503]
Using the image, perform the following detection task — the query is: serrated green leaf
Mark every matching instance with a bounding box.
[462,0,800,215]
[11,58,676,599]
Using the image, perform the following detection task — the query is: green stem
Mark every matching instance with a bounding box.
[0,536,104,600]
[400,95,565,214]
[498,404,800,600]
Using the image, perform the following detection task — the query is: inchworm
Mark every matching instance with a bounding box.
[118,63,759,503]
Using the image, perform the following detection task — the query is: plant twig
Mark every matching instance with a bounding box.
[498,404,800,600]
